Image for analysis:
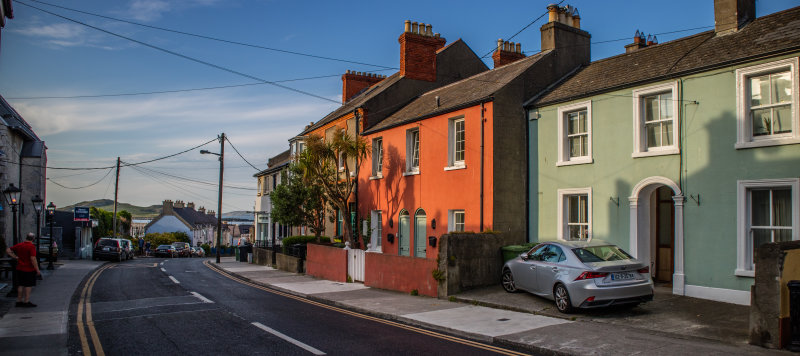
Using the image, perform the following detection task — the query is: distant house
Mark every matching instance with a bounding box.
[525,0,800,304]
[130,217,151,238]
[144,200,217,246]
[253,149,296,247]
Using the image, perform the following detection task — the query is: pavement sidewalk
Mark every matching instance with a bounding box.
[211,257,788,356]
[0,259,103,356]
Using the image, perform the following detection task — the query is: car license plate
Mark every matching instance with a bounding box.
[611,272,635,281]
[103,247,110,251]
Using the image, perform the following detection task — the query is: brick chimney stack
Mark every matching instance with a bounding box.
[714,0,755,34]
[187,202,195,210]
[399,20,447,82]
[173,200,185,209]
[492,39,526,68]
[198,206,206,214]
[162,200,173,214]
[540,4,590,66]
[341,70,386,103]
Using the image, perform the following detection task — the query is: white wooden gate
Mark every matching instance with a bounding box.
[347,248,366,282]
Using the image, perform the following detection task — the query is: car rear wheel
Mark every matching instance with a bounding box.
[554,284,573,313]
[501,269,518,293]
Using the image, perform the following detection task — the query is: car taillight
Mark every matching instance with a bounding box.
[637,266,650,274]
[574,271,609,281]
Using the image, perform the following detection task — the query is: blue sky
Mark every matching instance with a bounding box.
[1,0,796,213]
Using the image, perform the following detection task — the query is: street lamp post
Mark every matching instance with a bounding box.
[3,183,22,245]
[31,195,43,266]
[200,132,225,264]
[46,202,56,270]
[3,183,21,298]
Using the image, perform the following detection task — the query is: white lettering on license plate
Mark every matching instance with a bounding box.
[611,272,635,281]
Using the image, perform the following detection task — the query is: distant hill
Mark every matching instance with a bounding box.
[59,199,162,217]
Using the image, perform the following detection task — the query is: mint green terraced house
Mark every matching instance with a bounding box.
[525,1,800,305]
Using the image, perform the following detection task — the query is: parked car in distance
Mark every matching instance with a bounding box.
[93,238,131,262]
[172,242,191,258]
[36,236,59,262]
[154,245,177,258]
[501,240,654,313]
[194,247,205,257]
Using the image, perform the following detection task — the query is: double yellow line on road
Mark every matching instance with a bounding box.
[77,264,113,356]
[204,260,530,356]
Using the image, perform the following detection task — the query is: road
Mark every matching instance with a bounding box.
[67,257,530,356]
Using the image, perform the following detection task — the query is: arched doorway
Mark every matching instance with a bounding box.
[414,209,427,258]
[629,176,685,295]
[398,210,410,256]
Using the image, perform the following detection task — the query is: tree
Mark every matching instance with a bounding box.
[299,128,368,245]
[90,207,113,239]
[117,210,132,236]
[270,162,326,241]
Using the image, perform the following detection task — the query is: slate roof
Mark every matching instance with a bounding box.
[254,149,291,177]
[0,94,40,142]
[367,51,550,133]
[173,207,217,227]
[533,6,800,106]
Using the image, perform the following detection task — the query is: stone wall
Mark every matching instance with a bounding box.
[276,253,304,274]
[437,232,517,297]
[252,247,273,266]
[750,240,800,349]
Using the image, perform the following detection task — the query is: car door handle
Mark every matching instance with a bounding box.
[551,267,558,272]
[529,266,536,270]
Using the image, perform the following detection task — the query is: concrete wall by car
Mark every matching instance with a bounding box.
[306,244,347,282]
[276,253,304,274]
[364,252,438,297]
[437,232,517,297]
[252,247,272,266]
[750,240,800,349]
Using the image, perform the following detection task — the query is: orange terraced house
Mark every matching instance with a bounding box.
[292,20,489,237]
[355,6,592,296]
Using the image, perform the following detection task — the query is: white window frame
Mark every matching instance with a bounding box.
[405,128,420,175]
[371,137,383,179]
[557,100,592,166]
[557,188,592,241]
[632,82,679,158]
[735,178,799,277]
[448,210,465,232]
[369,210,382,252]
[338,152,345,172]
[735,58,799,149]
[446,116,466,170]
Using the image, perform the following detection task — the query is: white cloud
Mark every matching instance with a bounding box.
[20,23,86,39]
[126,0,171,21]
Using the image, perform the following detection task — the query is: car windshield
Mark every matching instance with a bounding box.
[572,245,632,262]
[157,245,172,249]
[98,240,117,247]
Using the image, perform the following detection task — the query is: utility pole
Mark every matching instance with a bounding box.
[216,133,225,264]
[112,157,120,238]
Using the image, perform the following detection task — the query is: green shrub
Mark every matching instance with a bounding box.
[144,232,190,247]
[280,235,331,254]
[410,289,419,296]
[431,269,446,282]
[448,296,456,302]
[200,243,210,255]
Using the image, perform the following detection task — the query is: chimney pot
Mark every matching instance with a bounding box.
[515,42,521,53]
[412,22,419,34]
[547,4,559,23]
[565,6,573,26]
[404,20,411,33]
[572,8,581,28]
[434,33,440,38]
[558,6,567,24]
[426,24,432,36]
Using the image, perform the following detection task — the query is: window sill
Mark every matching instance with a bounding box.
[735,137,800,149]
[444,164,466,171]
[403,170,420,177]
[631,147,679,158]
[734,269,755,278]
[369,175,383,180]
[366,248,383,253]
[556,157,593,167]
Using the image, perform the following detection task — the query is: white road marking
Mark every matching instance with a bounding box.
[160,268,166,272]
[190,292,213,303]
[168,276,180,284]
[251,322,325,355]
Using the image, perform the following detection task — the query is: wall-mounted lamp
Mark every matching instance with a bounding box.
[387,233,395,244]
[431,218,436,230]
[609,196,619,206]
[428,236,437,248]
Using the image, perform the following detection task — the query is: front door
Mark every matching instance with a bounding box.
[398,211,410,256]
[414,209,427,257]
[654,186,675,283]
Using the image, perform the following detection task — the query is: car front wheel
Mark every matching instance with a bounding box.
[501,269,518,293]
[554,284,573,313]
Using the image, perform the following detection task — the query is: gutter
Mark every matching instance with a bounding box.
[479,102,484,232]
[363,97,494,135]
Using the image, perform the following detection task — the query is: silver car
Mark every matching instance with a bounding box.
[501,240,654,313]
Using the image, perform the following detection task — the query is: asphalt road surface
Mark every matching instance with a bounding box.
[67,257,530,356]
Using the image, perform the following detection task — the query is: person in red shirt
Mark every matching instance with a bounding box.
[6,233,42,307]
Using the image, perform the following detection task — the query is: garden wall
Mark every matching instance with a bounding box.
[306,244,347,282]
[364,253,438,297]
[437,232,517,297]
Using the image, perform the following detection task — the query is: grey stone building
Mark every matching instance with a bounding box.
[0,94,47,250]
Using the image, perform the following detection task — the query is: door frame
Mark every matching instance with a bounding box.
[398,210,410,257]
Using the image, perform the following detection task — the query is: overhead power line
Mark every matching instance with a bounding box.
[47,167,114,189]
[27,0,396,70]
[120,138,218,167]
[224,136,262,172]
[479,0,566,59]
[16,1,341,104]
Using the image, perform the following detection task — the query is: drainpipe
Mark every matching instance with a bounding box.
[354,108,360,246]
[479,103,485,232]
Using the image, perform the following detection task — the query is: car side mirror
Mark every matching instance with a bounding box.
[520,253,529,261]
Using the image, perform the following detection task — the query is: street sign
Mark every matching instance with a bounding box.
[74,206,90,221]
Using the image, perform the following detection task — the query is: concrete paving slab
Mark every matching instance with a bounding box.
[0,311,67,337]
[402,306,571,340]
[335,294,463,316]
[224,265,275,273]
[272,280,369,295]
